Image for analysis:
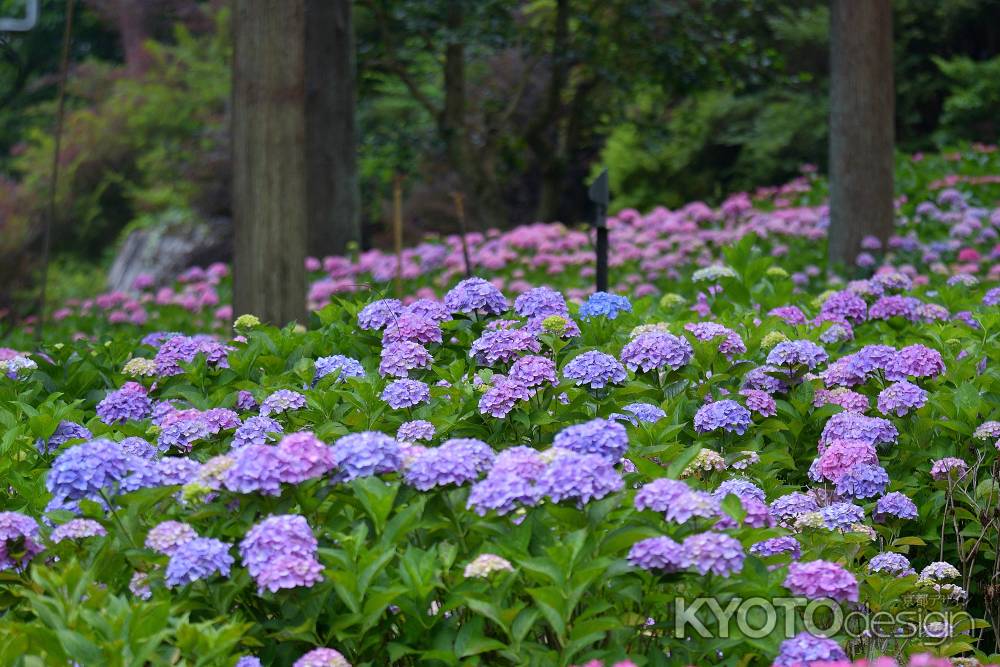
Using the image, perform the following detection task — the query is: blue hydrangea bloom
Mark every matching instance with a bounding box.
[578,292,632,320]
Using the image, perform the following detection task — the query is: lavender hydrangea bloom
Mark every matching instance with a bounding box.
[50,518,106,543]
[819,502,865,530]
[444,278,508,315]
[682,532,745,577]
[0,512,43,571]
[819,412,898,449]
[774,632,847,666]
[155,456,200,486]
[619,332,693,372]
[233,416,283,449]
[930,457,968,480]
[634,478,691,512]
[164,537,234,588]
[478,376,533,418]
[553,419,629,461]
[766,340,828,370]
[508,355,557,388]
[578,292,632,320]
[154,335,230,376]
[331,432,401,482]
[469,329,541,365]
[974,421,1000,440]
[770,493,819,522]
[240,515,318,578]
[768,305,808,326]
[293,648,351,667]
[255,553,324,594]
[693,400,752,435]
[877,380,928,416]
[540,449,623,506]
[784,560,858,602]
[985,287,1000,306]
[467,468,544,516]
[884,344,946,381]
[260,389,307,417]
[820,290,868,323]
[683,322,746,357]
[235,658,263,667]
[314,355,365,384]
[868,295,921,321]
[379,341,433,378]
[816,440,878,482]
[96,382,153,424]
[47,439,131,502]
[750,536,801,559]
[713,479,765,503]
[223,445,285,495]
[381,313,443,345]
[145,520,198,555]
[397,420,435,442]
[36,421,92,455]
[627,536,688,573]
[275,432,336,484]
[664,490,721,524]
[358,299,403,331]
[158,415,213,452]
[741,389,776,417]
[514,286,569,318]
[868,552,916,577]
[403,438,494,490]
[835,463,889,499]
[563,351,627,389]
[874,491,918,521]
[742,365,791,393]
[404,298,450,322]
[381,379,430,409]
[619,402,666,424]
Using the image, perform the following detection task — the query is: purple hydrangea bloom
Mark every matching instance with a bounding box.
[381,379,430,409]
[877,380,928,416]
[158,414,213,452]
[514,286,569,318]
[620,332,693,372]
[164,537,234,587]
[358,299,403,331]
[819,412,898,449]
[553,419,629,461]
[0,512,43,571]
[627,536,688,572]
[683,322,746,357]
[884,344,946,381]
[563,351,627,389]
[293,648,351,667]
[634,478,691,512]
[774,632,847,666]
[694,400,752,435]
[235,658,263,667]
[868,295,921,321]
[984,287,1000,306]
[713,478,765,503]
[508,355,557,388]
[578,291,632,320]
[741,389,776,417]
[682,532,745,577]
[154,335,230,376]
[397,420,435,442]
[223,445,284,495]
[770,492,819,522]
[50,518,106,543]
[233,415,283,449]
[203,408,240,433]
[816,440,878,482]
[813,388,869,412]
[664,489,721,524]
[975,420,1000,440]
[930,457,969,480]
[835,463,889,499]
[141,331,183,348]
[240,514,318,578]
[467,468,544,516]
[444,278,508,315]
[36,421,92,455]
[540,449,623,506]
[868,552,916,577]
[331,432,401,482]
[155,456,200,486]
[255,553,324,594]
[784,559,858,602]
[469,329,541,365]
[47,439,130,503]
[478,376,533,418]
[379,341,433,378]
[742,365,790,394]
[381,313,443,346]
[768,305,808,326]
[404,298,450,322]
[622,402,666,424]
[96,382,153,424]
[145,521,198,555]
[403,438,494,490]
[260,389,307,417]
[874,491,918,521]
[766,340,828,370]
[314,355,365,384]
[750,536,800,559]
[275,432,336,484]
[819,502,865,530]
[820,290,868,323]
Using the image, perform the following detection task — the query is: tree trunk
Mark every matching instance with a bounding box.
[306,0,360,258]
[531,0,570,222]
[232,0,308,325]
[115,0,153,75]
[828,0,895,266]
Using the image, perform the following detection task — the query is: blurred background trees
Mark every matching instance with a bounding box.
[1,0,1000,309]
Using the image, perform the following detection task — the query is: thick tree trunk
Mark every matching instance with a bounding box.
[828,0,895,266]
[232,0,308,325]
[306,0,360,258]
[115,0,153,75]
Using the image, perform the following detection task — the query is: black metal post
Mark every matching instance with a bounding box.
[588,169,610,293]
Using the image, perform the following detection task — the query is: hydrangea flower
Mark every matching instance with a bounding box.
[0,512,44,571]
[164,537,234,588]
[469,329,541,365]
[816,440,878,482]
[919,561,961,581]
[766,340,828,370]
[578,292,632,320]
[749,536,800,559]
[868,552,916,577]
[255,553,325,594]
[619,332,693,372]
[50,518,106,543]
[514,286,569,318]
[784,559,858,602]
[464,554,515,578]
[47,439,131,503]
[835,463,889,499]
[819,412,898,449]
[358,299,403,330]
[683,322,746,357]
[36,421,92,455]
[693,400,752,435]
[404,298,450,322]
[930,457,968,480]
[974,420,1000,441]
[563,351,627,389]
[275,431,336,484]
[508,355,557,388]
[96,382,153,424]
[553,419,629,461]
[874,491,918,521]
[819,502,865,530]
[381,312,442,345]
[877,381,928,416]
[634,478,691,513]
[813,388,869,412]
[767,305,807,326]
[293,648,351,667]
[223,445,285,495]
[240,515,318,579]
[713,478,765,503]
[404,438,494,490]
[145,521,198,555]
[627,536,688,573]
[883,344,945,381]
[314,355,365,384]
[260,389,307,417]
[771,494,820,525]
[154,335,229,376]
[444,278,507,315]
[233,416,283,449]
[681,449,726,477]
[157,414,213,452]
[379,341,433,378]
[741,389,776,417]
[397,420,435,442]
[539,449,623,506]
[682,532,744,577]
[664,489,721,524]
[774,632,847,666]
[381,379,430,409]
[478,376,533,418]
[331,432,400,482]
[692,265,736,282]
[621,402,666,424]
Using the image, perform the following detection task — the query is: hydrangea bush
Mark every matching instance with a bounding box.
[1,147,999,665]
